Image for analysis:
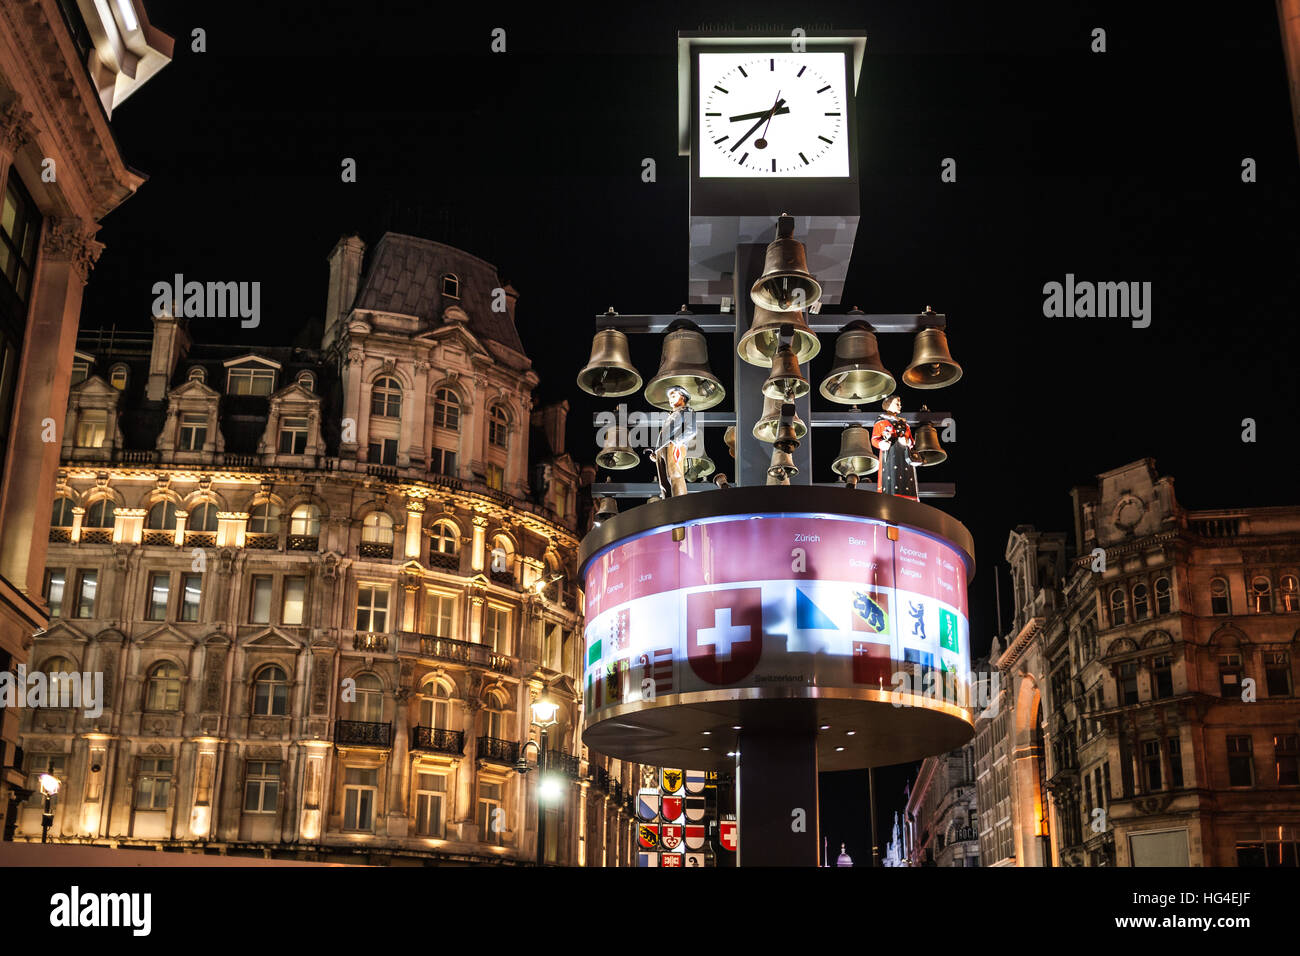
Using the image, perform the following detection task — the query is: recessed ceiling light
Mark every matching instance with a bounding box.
[846,731,856,736]
[701,746,710,751]
[820,725,831,730]
[702,731,711,735]
[726,751,739,757]
[732,725,742,730]
[836,747,845,752]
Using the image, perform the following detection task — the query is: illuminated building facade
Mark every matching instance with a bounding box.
[990,459,1300,866]
[906,697,980,866]
[16,233,641,864]
[0,0,171,840]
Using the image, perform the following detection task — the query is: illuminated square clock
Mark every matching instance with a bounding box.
[677,33,866,304]
[697,50,851,178]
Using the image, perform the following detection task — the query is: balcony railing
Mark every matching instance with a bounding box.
[413,634,513,674]
[411,726,464,756]
[80,529,112,545]
[287,534,319,551]
[49,528,71,543]
[428,551,458,571]
[592,766,610,792]
[121,449,156,464]
[367,464,398,481]
[545,750,581,779]
[334,720,392,748]
[359,540,394,559]
[142,530,173,546]
[185,531,217,548]
[489,569,515,587]
[353,633,389,653]
[244,533,278,550]
[477,736,519,765]
[224,453,258,468]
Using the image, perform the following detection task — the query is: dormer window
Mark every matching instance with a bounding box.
[179,413,208,451]
[75,409,107,448]
[441,274,460,299]
[188,366,207,384]
[71,359,90,386]
[228,365,276,396]
[296,371,315,393]
[109,365,128,390]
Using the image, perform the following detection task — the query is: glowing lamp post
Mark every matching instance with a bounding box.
[515,689,561,865]
[39,761,61,844]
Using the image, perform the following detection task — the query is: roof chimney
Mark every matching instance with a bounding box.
[323,234,366,351]
[146,310,191,401]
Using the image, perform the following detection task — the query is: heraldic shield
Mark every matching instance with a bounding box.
[662,768,684,793]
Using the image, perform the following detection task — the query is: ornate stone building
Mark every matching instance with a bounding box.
[0,0,172,839]
[906,729,979,866]
[15,232,642,864]
[988,459,1300,866]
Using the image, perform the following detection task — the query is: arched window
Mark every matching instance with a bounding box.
[1281,575,1299,613]
[490,535,513,575]
[1154,576,1172,615]
[1252,576,1272,613]
[145,661,182,712]
[248,502,280,534]
[252,664,289,716]
[488,404,509,447]
[189,502,219,532]
[441,273,459,298]
[1109,588,1126,626]
[432,388,460,431]
[290,504,320,537]
[352,673,384,723]
[1211,576,1230,615]
[419,679,452,729]
[187,366,207,384]
[85,498,115,528]
[42,656,77,707]
[296,371,315,392]
[431,520,459,556]
[482,690,507,740]
[51,497,76,527]
[371,376,402,418]
[1132,583,1149,621]
[362,512,394,544]
[147,501,178,530]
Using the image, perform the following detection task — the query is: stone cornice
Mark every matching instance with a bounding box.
[996,616,1043,671]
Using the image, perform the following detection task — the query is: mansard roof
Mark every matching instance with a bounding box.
[353,233,526,355]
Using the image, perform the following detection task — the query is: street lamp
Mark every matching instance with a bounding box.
[38,761,60,844]
[514,688,561,865]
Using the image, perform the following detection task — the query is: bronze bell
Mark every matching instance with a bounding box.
[737,306,821,367]
[820,319,895,405]
[761,342,810,401]
[723,425,736,459]
[593,496,619,524]
[577,325,642,397]
[766,446,798,484]
[910,407,947,466]
[831,424,880,478]
[645,320,725,410]
[902,311,962,389]
[595,424,639,470]
[683,453,715,482]
[753,394,808,443]
[750,214,823,313]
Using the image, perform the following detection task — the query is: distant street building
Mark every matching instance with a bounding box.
[906,731,979,866]
[0,0,172,840]
[987,458,1300,866]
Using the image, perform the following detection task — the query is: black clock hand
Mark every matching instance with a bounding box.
[729,106,791,122]
[730,98,785,153]
[754,90,782,150]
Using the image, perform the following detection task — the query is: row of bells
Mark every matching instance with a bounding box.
[577,309,961,411]
[594,401,948,477]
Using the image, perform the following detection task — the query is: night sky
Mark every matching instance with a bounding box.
[83,0,1299,862]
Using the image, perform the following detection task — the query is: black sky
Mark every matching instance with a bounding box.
[83,0,1300,861]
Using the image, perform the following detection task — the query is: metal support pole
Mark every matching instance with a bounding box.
[869,766,880,867]
[736,728,820,866]
[537,726,549,865]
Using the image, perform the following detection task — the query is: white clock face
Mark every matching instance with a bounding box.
[697,51,850,178]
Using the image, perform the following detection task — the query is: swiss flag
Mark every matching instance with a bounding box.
[686,587,763,686]
[852,641,893,686]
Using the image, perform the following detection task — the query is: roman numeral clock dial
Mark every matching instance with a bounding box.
[698,51,850,178]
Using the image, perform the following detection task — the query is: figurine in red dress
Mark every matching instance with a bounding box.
[872,395,918,500]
